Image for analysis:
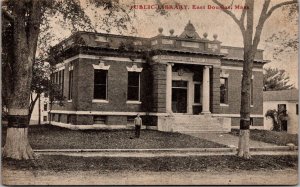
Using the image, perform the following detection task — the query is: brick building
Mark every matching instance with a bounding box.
[49,21,268,132]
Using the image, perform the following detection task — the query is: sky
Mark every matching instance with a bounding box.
[49,0,298,87]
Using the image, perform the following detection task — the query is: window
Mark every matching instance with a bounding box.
[94,70,107,100]
[220,78,228,104]
[58,114,61,122]
[44,103,47,111]
[61,70,64,96]
[68,70,73,100]
[127,72,140,101]
[94,116,106,124]
[278,104,287,113]
[194,83,201,103]
[296,104,298,115]
[51,69,64,98]
[43,116,47,122]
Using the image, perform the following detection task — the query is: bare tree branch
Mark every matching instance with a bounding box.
[266,0,298,19]
[252,0,271,50]
[2,8,14,22]
[212,0,246,34]
[240,4,247,24]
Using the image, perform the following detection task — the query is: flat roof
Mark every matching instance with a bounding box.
[263,89,299,102]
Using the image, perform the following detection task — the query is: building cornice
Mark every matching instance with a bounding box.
[152,55,221,67]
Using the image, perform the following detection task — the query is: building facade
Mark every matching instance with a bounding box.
[263,89,298,134]
[49,21,267,132]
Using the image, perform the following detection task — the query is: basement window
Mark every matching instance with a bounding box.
[127,116,135,125]
[94,116,106,124]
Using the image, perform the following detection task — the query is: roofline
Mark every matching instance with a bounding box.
[222,45,264,52]
[222,57,270,64]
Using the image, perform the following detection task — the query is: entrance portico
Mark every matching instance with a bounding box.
[153,55,221,115]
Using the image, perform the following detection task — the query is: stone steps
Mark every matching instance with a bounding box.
[171,114,230,133]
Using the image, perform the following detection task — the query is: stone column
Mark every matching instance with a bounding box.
[166,63,173,113]
[202,66,211,114]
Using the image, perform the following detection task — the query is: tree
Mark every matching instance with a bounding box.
[265,3,298,60]
[265,108,289,131]
[2,0,132,160]
[263,67,294,91]
[213,0,297,159]
[28,61,65,123]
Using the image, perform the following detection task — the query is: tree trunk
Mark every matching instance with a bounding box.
[28,93,39,122]
[3,0,42,160]
[38,96,41,125]
[237,0,254,159]
[3,127,34,160]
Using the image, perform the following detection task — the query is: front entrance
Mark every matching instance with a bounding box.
[172,80,187,113]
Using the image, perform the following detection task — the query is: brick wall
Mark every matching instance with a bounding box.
[107,116,127,125]
[210,66,220,113]
[151,63,167,113]
[219,68,263,115]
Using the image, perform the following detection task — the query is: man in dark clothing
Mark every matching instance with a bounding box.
[134,113,142,138]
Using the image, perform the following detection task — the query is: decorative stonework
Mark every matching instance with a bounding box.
[220,70,229,78]
[207,43,218,52]
[92,61,110,70]
[152,55,221,67]
[220,48,229,54]
[95,36,108,42]
[133,41,142,45]
[181,41,199,48]
[151,40,158,45]
[179,20,201,39]
[162,39,174,45]
[126,64,143,72]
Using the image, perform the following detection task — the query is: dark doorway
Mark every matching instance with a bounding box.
[172,81,188,113]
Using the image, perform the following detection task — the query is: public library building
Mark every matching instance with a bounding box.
[49,21,267,132]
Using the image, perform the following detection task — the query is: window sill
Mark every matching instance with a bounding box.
[92,99,109,103]
[126,101,142,104]
[220,103,229,107]
[67,100,72,103]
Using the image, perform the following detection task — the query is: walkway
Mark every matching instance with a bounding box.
[2,168,298,185]
[185,132,277,147]
[34,150,298,157]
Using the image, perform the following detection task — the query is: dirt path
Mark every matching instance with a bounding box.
[2,168,297,185]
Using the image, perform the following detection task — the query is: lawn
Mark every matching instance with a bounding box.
[1,125,226,149]
[3,154,298,172]
[230,129,298,146]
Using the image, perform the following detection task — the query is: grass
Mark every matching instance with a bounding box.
[3,154,298,172]
[230,129,298,146]
[2,125,226,149]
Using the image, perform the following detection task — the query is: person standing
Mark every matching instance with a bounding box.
[134,113,142,138]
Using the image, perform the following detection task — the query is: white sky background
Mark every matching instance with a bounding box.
[48,0,298,87]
